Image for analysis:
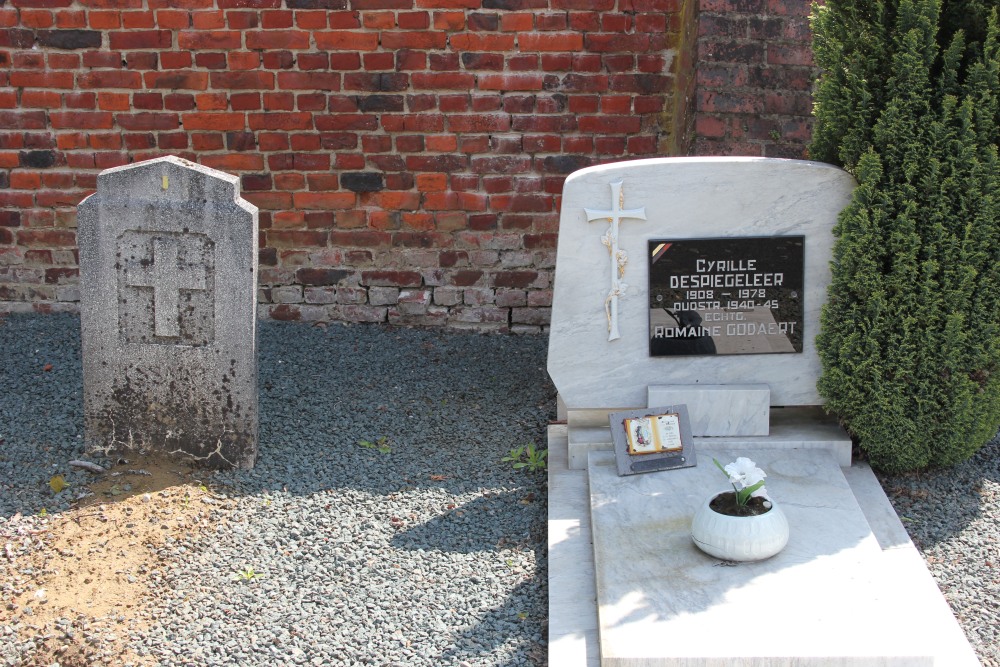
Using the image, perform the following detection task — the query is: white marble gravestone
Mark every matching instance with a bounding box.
[546,158,979,666]
[78,156,259,469]
[547,157,858,468]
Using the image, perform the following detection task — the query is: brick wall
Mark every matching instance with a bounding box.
[0,0,813,332]
[695,0,814,157]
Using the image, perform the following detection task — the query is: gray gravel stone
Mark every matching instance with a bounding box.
[3,312,997,666]
[1,314,552,666]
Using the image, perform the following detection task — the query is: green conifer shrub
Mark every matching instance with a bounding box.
[811,0,1000,472]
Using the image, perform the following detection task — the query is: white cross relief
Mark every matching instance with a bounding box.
[126,236,207,338]
[585,180,646,341]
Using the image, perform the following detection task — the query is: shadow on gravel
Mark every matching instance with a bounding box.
[876,436,1000,550]
[438,579,548,667]
[390,489,545,554]
[1,313,558,513]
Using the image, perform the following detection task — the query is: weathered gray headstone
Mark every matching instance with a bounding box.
[78,156,258,469]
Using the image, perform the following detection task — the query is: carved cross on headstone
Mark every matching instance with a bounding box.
[585,180,646,341]
[126,235,207,339]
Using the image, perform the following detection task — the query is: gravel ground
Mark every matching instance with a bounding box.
[1,313,553,666]
[1,312,998,666]
[876,440,1000,666]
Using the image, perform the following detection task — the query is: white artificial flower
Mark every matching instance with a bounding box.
[724,457,766,489]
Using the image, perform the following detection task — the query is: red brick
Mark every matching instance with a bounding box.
[313,30,379,50]
[381,31,447,49]
[398,11,430,28]
[295,52,327,69]
[416,173,448,192]
[195,93,228,110]
[76,70,144,89]
[766,0,811,16]
[97,92,131,111]
[88,11,120,28]
[584,33,650,52]
[295,10,328,29]
[159,51,192,68]
[258,93,293,110]
[88,133,121,149]
[695,115,728,138]
[10,172,43,189]
[362,270,422,287]
[10,71,75,89]
[433,11,465,29]
[330,230,391,247]
[156,10,191,29]
[577,115,642,133]
[364,52,396,70]
[117,112,181,130]
[49,112,114,129]
[267,230,329,247]
[361,11,394,28]
[767,43,813,66]
[369,192,419,210]
[20,91,62,109]
[260,9,293,28]
[226,51,260,70]
[292,192,355,209]
[314,114,377,131]
[426,135,458,151]
[423,191,488,211]
[51,11,90,29]
[518,32,583,51]
[211,71,275,89]
[450,33,515,51]
[80,51,119,69]
[490,193,552,212]
[764,91,811,115]
[17,229,77,248]
[195,52,227,69]
[277,72,342,91]
[247,112,314,130]
[478,74,547,91]
[163,93,195,110]
[335,154,365,169]
[124,51,159,69]
[144,71,209,90]
[122,10,155,28]
[448,114,512,133]
[182,112,245,130]
[178,30,242,49]
[201,153,264,171]
[323,11,358,28]
[109,30,172,49]
[21,10,55,28]
[246,30,310,49]
[191,138,223,157]
[410,72,476,90]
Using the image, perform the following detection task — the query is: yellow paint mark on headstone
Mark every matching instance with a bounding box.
[162,174,169,190]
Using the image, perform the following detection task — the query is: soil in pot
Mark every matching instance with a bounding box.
[709,491,771,517]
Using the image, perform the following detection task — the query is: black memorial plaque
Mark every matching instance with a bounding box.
[648,236,805,356]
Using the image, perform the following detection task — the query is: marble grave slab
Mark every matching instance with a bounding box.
[587,447,980,666]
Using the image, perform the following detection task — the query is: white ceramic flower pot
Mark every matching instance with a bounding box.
[690,492,789,561]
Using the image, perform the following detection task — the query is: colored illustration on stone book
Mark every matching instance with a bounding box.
[624,413,682,456]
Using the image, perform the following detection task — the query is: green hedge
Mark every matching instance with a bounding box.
[811,0,1000,472]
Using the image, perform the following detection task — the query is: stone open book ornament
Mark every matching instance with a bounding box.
[610,405,696,476]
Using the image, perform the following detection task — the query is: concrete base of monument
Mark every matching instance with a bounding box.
[566,406,853,470]
[547,426,980,667]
